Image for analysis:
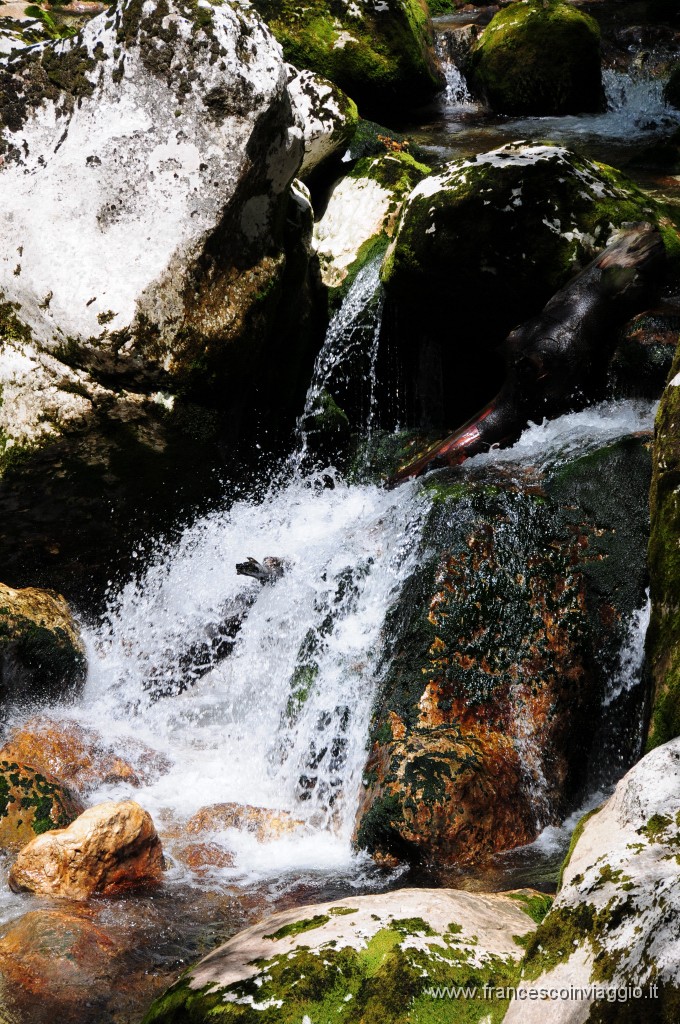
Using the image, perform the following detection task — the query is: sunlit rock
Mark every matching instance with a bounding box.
[142,887,545,1022]
[0,759,83,851]
[0,582,86,706]
[288,68,358,177]
[506,738,680,1022]
[9,799,164,899]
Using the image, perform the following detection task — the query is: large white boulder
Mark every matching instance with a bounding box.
[506,738,680,1022]
[287,67,357,178]
[0,0,302,383]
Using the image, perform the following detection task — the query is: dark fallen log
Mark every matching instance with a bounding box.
[389,224,665,485]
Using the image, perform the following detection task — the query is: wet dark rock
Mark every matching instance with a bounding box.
[0,582,86,707]
[356,436,651,869]
[235,556,287,585]
[380,142,680,433]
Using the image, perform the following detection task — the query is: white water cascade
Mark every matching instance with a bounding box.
[434,31,475,110]
[40,473,426,886]
[299,252,384,451]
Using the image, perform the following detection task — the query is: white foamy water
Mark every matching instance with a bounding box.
[468,397,657,473]
[31,472,426,886]
[604,593,651,708]
[299,253,384,451]
[434,32,475,111]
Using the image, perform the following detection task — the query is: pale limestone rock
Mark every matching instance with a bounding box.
[505,738,680,1022]
[287,67,357,177]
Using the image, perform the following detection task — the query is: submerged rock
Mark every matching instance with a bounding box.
[0,717,171,794]
[381,142,680,430]
[469,0,603,115]
[186,802,304,842]
[356,437,652,868]
[142,887,543,1023]
[0,582,85,706]
[506,738,680,1022]
[9,799,164,899]
[0,759,84,850]
[249,0,444,119]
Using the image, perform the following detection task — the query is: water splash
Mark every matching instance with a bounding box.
[46,472,427,885]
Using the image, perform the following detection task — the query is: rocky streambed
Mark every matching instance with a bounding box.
[0,0,680,1020]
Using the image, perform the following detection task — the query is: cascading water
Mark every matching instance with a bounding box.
[434,30,475,110]
[298,253,385,456]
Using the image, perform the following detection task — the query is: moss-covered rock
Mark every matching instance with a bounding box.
[355,435,651,868]
[142,888,538,1024]
[504,738,680,1023]
[647,346,680,748]
[0,759,83,850]
[469,0,602,116]
[315,150,431,293]
[250,0,444,121]
[0,581,86,706]
[288,69,359,178]
[381,142,680,430]
[665,64,680,108]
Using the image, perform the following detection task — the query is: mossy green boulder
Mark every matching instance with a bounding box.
[470,0,602,116]
[0,582,86,707]
[647,347,680,748]
[250,0,444,119]
[0,759,84,851]
[356,436,652,868]
[381,141,680,431]
[142,888,539,1023]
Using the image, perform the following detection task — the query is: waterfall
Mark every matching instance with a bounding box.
[298,252,385,455]
[603,69,680,132]
[44,472,426,883]
[434,29,475,110]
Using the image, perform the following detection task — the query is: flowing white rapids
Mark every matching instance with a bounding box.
[434,31,475,110]
[41,472,426,885]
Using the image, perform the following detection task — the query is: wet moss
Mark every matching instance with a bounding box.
[0,760,82,847]
[264,914,331,940]
[508,892,554,925]
[249,0,442,119]
[470,0,602,116]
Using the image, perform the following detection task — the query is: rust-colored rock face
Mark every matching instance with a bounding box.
[0,717,170,795]
[9,800,164,899]
[356,442,651,869]
[0,759,84,851]
[186,803,304,842]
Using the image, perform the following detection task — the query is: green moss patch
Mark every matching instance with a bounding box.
[470,0,602,116]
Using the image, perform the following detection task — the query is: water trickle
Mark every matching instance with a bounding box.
[297,253,385,459]
[434,30,475,110]
[603,594,651,709]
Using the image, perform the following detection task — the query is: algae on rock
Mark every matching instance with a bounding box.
[470,0,603,116]
[381,141,680,431]
[249,0,444,120]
